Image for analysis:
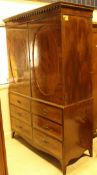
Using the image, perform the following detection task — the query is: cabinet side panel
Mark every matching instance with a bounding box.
[63,99,93,165]
[92,26,97,133]
[62,15,92,105]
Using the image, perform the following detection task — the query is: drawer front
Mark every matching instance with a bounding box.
[33,129,62,159]
[11,118,32,140]
[33,115,62,141]
[31,101,62,124]
[10,105,31,125]
[9,93,30,111]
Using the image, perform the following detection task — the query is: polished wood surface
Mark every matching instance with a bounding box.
[33,115,62,141]
[63,99,93,165]
[9,93,31,112]
[5,2,93,175]
[10,105,31,125]
[92,24,97,133]
[6,25,31,96]
[33,128,62,160]
[0,104,8,175]
[11,117,32,140]
[31,100,62,124]
[62,15,92,105]
[30,22,63,104]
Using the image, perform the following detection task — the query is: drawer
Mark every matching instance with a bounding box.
[33,129,62,159]
[11,118,32,140]
[31,101,62,124]
[9,93,30,112]
[10,105,31,125]
[33,115,62,141]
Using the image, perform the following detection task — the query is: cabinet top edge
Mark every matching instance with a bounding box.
[4,1,93,24]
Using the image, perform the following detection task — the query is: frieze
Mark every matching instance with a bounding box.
[4,1,93,24]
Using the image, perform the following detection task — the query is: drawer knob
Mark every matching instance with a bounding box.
[17,100,21,104]
[16,112,22,116]
[43,109,48,116]
[43,124,49,130]
[16,125,22,129]
[42,139,48,144]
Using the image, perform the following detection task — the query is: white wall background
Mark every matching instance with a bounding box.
[0,0,48,24]
[93,10,97,23]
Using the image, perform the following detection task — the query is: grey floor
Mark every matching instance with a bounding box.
[5,136,97,175]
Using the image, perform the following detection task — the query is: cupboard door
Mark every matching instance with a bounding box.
[29,17,64,105]
[0,105,8,175]
[6,25,31,96]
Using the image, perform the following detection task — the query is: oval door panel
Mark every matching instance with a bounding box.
[33,26,60,96]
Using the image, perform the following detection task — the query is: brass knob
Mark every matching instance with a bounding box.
[43,108,48,116]
[17,100,21,104]
[44,124,49,130]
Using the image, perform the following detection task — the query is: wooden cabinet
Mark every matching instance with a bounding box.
[0,104,8,175]
[4,2,93,174]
